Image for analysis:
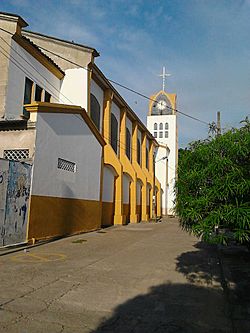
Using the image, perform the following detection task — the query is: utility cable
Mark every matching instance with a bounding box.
[39,44,210,126]
[0,35,75,105]
[0,26,210,126]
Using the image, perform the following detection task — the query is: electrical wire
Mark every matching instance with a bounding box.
[0,41,153,158]
[0,26,210,126]
[0,46,62,104]
[39,44,210,126]
[0,27,186,170]
[0,36,74,105]
[0,44,173,167]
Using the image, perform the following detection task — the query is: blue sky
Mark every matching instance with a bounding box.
[2,0,250,146]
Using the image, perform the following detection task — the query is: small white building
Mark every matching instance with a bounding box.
[147,89,178,215]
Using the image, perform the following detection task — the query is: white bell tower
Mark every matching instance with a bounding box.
[146,68,178,216]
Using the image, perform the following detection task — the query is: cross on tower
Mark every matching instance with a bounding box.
[158,66,171,91]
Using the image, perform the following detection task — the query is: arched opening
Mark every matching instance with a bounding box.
[165,122,169,138]
[111,113,118,154]
[90,93,101,130]
[137,138,141,165]
[146,147,149,169]
[126,127,131,161]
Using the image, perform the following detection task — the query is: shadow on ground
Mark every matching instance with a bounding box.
[176,241,250,332]
[91,241,250,333]
[91,282,230,333]
[176,242,220,285]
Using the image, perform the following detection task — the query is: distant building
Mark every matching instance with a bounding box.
[147,84,178,215]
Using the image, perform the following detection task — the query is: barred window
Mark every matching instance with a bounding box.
[57,158,76,173]
[4,149,29,161]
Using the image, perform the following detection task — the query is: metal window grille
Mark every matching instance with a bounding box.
[3,149,29,161]
[57,158,76,173]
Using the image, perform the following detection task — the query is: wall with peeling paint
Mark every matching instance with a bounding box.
[0,159,32,246]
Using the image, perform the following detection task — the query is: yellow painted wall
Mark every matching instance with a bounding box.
[28,195,102,241]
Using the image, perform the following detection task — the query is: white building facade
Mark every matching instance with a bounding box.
[147,90,178,215]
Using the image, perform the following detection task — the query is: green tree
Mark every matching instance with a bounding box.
[175,118,250,245]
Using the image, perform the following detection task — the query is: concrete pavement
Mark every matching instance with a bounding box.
[0,218,248,332]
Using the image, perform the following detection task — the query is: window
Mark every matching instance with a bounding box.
[23,77,33,118]
[165,122,169,130]
[57,158,76,173]
[159,123,163,130]
[159,132,163,138]
[154,123,158,130]
[44,91,51,102]
[146,147,149,169]
[111,113,118,154]
[4,149,29,161]
[154,132,157,138]
[137,138,141,165]
[165,131,168,138]
[90,93,101,130]
[126,127,131,160]
[35,85,43,101]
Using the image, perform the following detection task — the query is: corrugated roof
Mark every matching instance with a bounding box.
[0,11,28,28]
[23,29,100,57]
[20,35,65,75]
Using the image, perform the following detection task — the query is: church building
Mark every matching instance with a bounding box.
[0,11,162,245]
[147,68,178,215]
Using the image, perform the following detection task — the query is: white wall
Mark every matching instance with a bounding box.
[102,166,116,202]
[90,79,104,133]
[60,68,88,109]
[147,114,177,215]
[123,174,131,204]
[0,129,36,160]
[147,183,151,206]
[5,39,61,120]
[136,181,142,205]
[32,112,102,201]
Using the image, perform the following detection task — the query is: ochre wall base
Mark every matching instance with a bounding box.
[114,214,126,225]
[101,201,114,227]
[130,214,140,223]
[123,203,130,224]
[28,195,102,241]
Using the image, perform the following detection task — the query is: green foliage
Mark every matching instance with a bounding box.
[175,118,250,245]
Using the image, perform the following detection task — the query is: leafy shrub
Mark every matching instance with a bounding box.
[175,118,250,245]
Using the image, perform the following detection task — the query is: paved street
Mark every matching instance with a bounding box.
[0,218,249,333]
